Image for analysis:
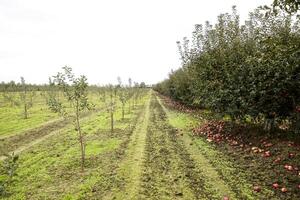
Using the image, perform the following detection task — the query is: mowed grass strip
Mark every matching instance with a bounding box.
[138,95,223,199]
[108,91,151,200]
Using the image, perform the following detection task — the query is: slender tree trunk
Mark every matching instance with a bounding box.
[24,103,28,119]
[133,97,135,110]
[122,103,125,120]
[76,101,85,172]
[111,109,114,133]
[24,88,28,119]
[110,92,114,133]
[128,100,131,113]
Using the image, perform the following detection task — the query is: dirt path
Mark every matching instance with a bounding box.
[109,93,238,199]
[111,91,151,199]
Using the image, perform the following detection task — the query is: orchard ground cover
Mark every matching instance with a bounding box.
[0,91,103,138]
[1,91,299,199]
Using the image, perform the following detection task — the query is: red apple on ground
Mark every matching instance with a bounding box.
[251,147,258,151]
[264,151,271,157]
[281,187,287,193]
[272,183,279,189]
[274,157,281,163]
[284,164,289,169]
[206,138,213,143]
[253,186,261,192]
[288,142,294,147]
[294,167,299,171]
[288,153,295,158]
[296,106,300,113]
[287,165,293,171]
[265,143,273,147]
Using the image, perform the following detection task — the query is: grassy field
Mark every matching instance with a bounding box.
[0,91,104,138]
[0,93,57,138]
[0,90,299,199]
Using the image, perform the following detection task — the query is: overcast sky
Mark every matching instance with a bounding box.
[0,0,272,85]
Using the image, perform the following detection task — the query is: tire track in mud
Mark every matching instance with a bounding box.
[138,95,217,199]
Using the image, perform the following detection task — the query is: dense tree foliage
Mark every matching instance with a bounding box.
[155,6,300,131]
[272,0,300,14]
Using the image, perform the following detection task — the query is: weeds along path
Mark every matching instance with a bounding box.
[0,109,101,160]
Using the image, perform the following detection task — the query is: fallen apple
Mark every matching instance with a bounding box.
[251,147,258,151]
[288,143,294,147]
[274,157,281,163]
[206,138,213,143]
[284,164,289,169]
[272,183,279,189]
[264,151,271,157]
[265,143,273,147]
[223,196,229,200]
[287,165,293,171]
[288,153,295,158]
[281,187,287,193]
[294,167,299,171]
[253,186,261,192]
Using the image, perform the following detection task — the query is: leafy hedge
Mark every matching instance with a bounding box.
[155,6,300,131]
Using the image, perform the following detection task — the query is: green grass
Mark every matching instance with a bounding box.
[1,92,149,200]
[167,110,199,129]
[0,92,106,138]
[0,103,57,137]
[112,92,151,200]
